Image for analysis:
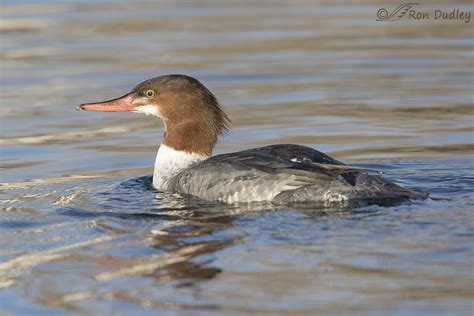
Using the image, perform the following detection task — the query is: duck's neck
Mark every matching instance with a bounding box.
[153,144,209,189]
[152,121,214,190]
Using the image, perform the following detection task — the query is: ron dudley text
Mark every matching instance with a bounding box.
[409,8,471,23]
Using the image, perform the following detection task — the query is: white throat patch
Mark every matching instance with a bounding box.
[134,105,161,117]
[153,144,208,189]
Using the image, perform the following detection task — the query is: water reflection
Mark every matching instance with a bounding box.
[0,159,473,314]
[1,0,473,314]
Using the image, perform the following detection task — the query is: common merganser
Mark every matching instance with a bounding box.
[78,74,426,205]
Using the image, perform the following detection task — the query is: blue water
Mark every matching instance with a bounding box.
[1,1,473,315]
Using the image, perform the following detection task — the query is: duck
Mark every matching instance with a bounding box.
[78,74,426,205]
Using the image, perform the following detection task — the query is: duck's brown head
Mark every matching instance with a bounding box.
[78,74,231,156]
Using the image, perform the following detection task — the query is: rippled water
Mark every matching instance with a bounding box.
[1,1,473,315]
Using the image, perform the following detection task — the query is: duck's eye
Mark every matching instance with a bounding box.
[145,90,155,98]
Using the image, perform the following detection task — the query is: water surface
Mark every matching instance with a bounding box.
[1,1,473,315]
